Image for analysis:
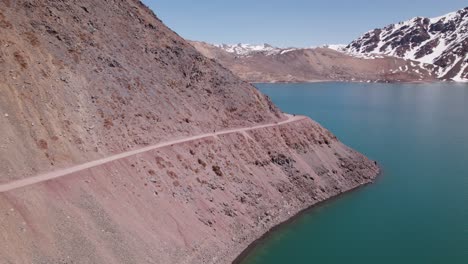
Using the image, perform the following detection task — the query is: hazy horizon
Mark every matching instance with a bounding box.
[142,0,466,47]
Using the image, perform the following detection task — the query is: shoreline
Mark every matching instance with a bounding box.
[232,166,383,264]
[250,79,450,85]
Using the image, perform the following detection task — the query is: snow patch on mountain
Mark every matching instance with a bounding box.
[343,7,468,81]
[214,43,300,56]
[322,44,347,51]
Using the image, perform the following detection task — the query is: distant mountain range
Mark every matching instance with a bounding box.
[192,7,467,83]
[213,43,294,56]
[191,41,435,83]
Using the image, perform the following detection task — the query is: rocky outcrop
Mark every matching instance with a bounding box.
[345,7,468,81]
[0,1,379,263]
[191,41,436,83]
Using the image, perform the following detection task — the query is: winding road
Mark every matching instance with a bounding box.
[0,115,306,193]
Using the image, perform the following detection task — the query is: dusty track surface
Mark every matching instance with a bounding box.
[0,115,305,193]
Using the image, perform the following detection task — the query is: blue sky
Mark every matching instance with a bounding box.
[142,0,467,47]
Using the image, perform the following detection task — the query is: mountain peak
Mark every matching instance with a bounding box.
[213,43,296,56]
[344,7,468,82]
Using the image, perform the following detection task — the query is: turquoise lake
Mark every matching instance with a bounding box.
[241,82,468,264]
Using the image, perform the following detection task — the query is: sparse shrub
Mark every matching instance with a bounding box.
[227,106,237,113]
[168,79,178,89]
[198,158,206,168]
[103,118,113,129]
[155,156,166,169]
[212,165,223,177]
[167,170,178,179]
[13,51,27,69]
[24,32,40,47]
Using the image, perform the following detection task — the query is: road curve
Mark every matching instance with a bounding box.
[0,115,307,193]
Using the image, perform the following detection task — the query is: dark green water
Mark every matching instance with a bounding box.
[242,82,468,264]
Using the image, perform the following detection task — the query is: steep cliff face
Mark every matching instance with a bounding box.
[191,41,436,83]
[0,1,379,263]
[345,7,468,81]
[0,0,282,183]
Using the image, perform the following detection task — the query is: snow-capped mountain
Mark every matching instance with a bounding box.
[344,7,468,81]
[322,44,347,51]
[214,43,298,56]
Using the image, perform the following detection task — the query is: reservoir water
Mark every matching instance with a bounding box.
[241,82,468,264]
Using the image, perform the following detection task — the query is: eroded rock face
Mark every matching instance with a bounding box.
[0,0,281,182]
[345,7,468,81]
[0,0,379,263]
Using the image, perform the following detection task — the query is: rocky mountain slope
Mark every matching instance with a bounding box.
[0,1,379,263]
[345,7,468,81]
[191,41,436,83]
[0,0,284,183]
